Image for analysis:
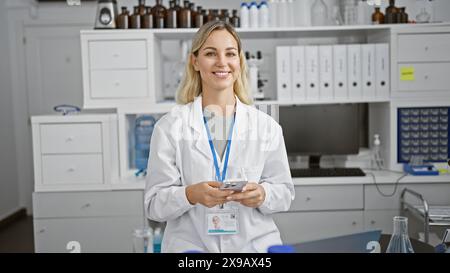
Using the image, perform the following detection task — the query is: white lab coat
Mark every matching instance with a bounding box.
[144,95,295,253]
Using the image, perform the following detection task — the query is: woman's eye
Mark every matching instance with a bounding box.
[227,52,237,57]
[205,52,216,56]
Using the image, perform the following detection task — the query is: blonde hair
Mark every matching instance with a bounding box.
[176,20,252,105]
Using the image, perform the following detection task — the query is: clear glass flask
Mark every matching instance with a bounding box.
[386,216,414,253]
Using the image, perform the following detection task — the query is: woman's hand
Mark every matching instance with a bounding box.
[226,182,266,208]
[186,181,234,208]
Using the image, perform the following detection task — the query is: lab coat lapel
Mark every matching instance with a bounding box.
[228,97,250,165]
[189,96,213,161]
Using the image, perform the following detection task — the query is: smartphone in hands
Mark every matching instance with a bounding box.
[219,180,248,192]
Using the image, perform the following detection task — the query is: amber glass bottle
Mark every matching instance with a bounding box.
[385,0,399,24]
[221,9,230,23]
[230,9,240,28]
[179,0,192,28]
[117,6,130,29]
[166,0,177,28]
[372,7,384,25]
[399,7,408,23]
[130,6,141,28]
[208,9,220,22]
[152,0,167,28]
[189,2,196,28]
[137,0,146,16]
[203,9,209,23]
[194,6,204,28]
[141,6,154,28]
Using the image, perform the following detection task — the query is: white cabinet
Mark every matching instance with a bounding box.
[33,191,145,253]
[393,26,450,98]
[80,31,154,108]
[273,211,364,245]
[273,185,364,244]
[31,114,119,191]
[290,185,363,211]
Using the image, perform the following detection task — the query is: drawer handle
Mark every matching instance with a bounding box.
[424,46,429,51]
[66,136,75,142]
[112,53,120,58]
[424,75,429,80]
[371,220,376,225]
[67,167,76,172]
[81,203,91,209]
[39,228,46,233]
[352,221,357,226]
[114,82,121,87]
[305,197,311,202]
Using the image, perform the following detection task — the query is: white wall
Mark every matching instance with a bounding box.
[0,0,20,220]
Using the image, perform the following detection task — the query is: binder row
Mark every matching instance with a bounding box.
[276,44,390,102]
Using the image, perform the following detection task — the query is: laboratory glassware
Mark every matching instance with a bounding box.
[386,216,415,253]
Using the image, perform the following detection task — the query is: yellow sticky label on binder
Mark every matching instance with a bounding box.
[400,67,415,81]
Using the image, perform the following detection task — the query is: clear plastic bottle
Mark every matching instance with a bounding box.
[249,2,259,28]
[372,134,384,170]
[259,1,269,28]
[268,0,278,27]
[240,2,250,28]
[132,227,153,253]
[341,0,357,25]
[297,0,311,27]
[278,0,289,27]
[311,0,328,26]
[286,0,294,27]
[153,227,163,253]
[386,216,414,253]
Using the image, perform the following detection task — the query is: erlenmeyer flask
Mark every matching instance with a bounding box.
[386,216,414,253]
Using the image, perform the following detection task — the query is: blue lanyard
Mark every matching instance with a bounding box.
[203,113,236,182]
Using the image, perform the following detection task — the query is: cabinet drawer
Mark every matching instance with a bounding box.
[34,216,144,253]
[33,191,144,218]
[90,70,148,98]
[398,63,450,92]
[41,154,103,185]
[290,185,363,211]
[398,33,450,62]
[89,40,147,69]
[273,211,364,244]
[365,183,450,210]
[364,210,399,234]
[40,123,102,154]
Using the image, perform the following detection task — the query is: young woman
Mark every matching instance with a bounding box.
[145,20,294,253]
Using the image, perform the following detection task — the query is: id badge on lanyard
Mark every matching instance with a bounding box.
[203,112,239,236]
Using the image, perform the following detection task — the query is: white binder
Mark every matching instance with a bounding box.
[319,45,334,100]
[347,44,362,99]
[305,46,319,101]
[276,46,292,101]
[375,43,390,99]
[290,46,306,101]
[362,44,376,99]
[333,45,348,100]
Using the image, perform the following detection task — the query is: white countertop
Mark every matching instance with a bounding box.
[109,170,450,190]
[293,170,450,186]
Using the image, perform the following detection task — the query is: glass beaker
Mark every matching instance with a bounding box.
[132,228,154,253]
[386,216,414,253]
